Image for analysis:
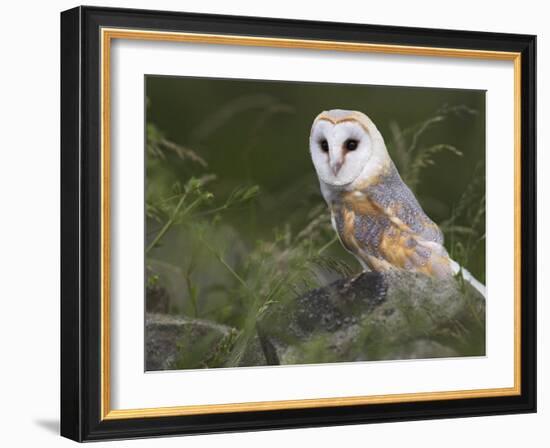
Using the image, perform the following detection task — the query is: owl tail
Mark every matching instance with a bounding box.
[450,260,486,298]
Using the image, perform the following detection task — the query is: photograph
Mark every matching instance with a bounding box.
[144,76,487,371]
[57,5,537,442]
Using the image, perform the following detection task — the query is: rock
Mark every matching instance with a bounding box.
[266,271,387,338]
[145,313,234,371]
[243,271,485,366]
[146,271,486,370]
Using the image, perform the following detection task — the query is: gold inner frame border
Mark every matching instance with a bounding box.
[99,27,522,421]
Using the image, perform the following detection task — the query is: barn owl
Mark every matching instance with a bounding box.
[309,109,485,296]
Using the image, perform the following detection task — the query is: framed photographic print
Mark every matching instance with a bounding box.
[60,6,536,442]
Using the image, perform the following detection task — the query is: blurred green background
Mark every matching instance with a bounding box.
[145,75,485,342]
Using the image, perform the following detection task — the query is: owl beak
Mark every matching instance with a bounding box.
[330,159,343,176]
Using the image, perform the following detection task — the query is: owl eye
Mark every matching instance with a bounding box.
[345,139,359,151]
[319,139,329,152]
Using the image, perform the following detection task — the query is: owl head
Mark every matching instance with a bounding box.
[309,109,388,187]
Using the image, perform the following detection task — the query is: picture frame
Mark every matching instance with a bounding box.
[60,5,536,442]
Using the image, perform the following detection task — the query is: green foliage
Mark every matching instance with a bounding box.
[145,97,353,367]
[196,203,353,367]
[441,161,486,282]
[388,104,477,191]
[147,122,207,166]
[172,327,239,370]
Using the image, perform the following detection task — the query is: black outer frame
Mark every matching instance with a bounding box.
[60,5,536,442]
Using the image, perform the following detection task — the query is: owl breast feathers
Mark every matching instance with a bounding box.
[330,163,452,278]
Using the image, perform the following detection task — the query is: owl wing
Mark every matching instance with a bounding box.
[348,181,451,277]
[381,202,451,277]
[365,167,445,245]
